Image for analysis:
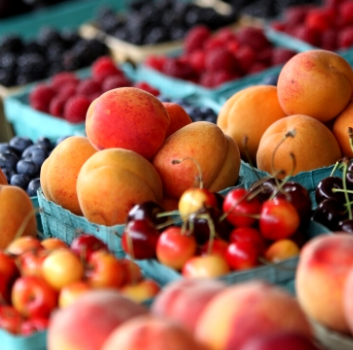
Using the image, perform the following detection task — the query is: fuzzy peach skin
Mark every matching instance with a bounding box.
[152,278,226,333]
[256,114,341,177]
[217,85,287,162]
[86,87,170,160]
[277,50,353,123]
[40,136,96,215]
[47,290,148,350]
[101,315,208,350]
[152,121,240,200]
[163,102,193,138]
[296,234,353,334]
[0,185,37,249]
[76,148,163,226]
[195,281,312,350]
[333,99,353,158]
[0,168,7,185]
[344,265,353,335]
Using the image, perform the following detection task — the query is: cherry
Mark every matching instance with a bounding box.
[346,161,353,189]
[213,192,225,211]
[229,227,266,254]
[249,177,279,203]
[259,198,300,241]
[199,238,229,257]
[188,206,233,244]
[70,234,109,261]
[121,219,160,260]
[312,198,346,231]
[225,241,259,270]
[223,188,262,227]
[315,176,345,205]
[156,226,197,270]
[337,218,353,233]
[127,201,167,226]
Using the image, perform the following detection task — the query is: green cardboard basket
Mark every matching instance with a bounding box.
[0,328,47,350]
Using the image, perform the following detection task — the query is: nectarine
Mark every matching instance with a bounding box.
[163,102,192,138]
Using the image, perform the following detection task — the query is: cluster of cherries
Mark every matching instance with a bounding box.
[121,162,312,277]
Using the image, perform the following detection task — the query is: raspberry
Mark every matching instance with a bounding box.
[339,1,353,26]
[49,96,66,117]
[291,25,321,46]
[200,70,239,88]
[101,75,132,92]
[326,0,345,9]
[320,29,338,50]
[271,48,296,66]
[51,72,78,90]
[270,21,286,32]
[305,8,335,33]
[213,27,236,43]
[29,84,56,113]
[76,79,101,97]
[257,47,273,66]
[63,96,91,123]
[226,39,241,55]
[184,25,211,53]
[91,56,123,83]
[233,46,256,73]
[338,25,353,48]
[188,49,206,73]
[284,5,312,27]
[133,82,160,96]
[162,58,195,80]
[144,56,168,71]
[88,92,102,102]
[57,83,77,100]
[248,62,268,75]
[204,47,239,73]
[236,27,271,51]
[204,36,224,51]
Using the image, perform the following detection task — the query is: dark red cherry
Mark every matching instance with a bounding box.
[337,219,353,234]
[346,162,353,190]
[127,201,167,226]
[312,198,346,231]
[249,177,279,203]
[315,176,345,205]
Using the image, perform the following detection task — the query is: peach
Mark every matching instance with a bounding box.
[151,278,226,332]
[195,281,312,350]
[0,168,7,185]
[163,102,192,138]
[332,99,353,157]
[161,196,179,211]
[40,136,96,215]
[217,85,287,162]
[344,265,353,334]
[76,148,163,225]
[101,315,207,350]
[277,50,353,123]
[256,114,341,177]
[86,87,170,160]
[0,185,37,250]
[153,121,240,200]
[296,234,353,334]
[47,289,148,350]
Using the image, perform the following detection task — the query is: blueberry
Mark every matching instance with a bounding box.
[173,98,189,107]
[185,106,203,121]
[2,168,15,182]
[27,178,41,197]
[199,106,214,116]
[261,74,279,86]
[158,96,172,103]
[35,137,53,153]
[0,143,17,154]
[205,115,217,123]
[22,145,48,167]
[16,160,39,177]
[9,136,33,156]
[10,173,30,191]
[56,135,71,146]
[0,151,20,171]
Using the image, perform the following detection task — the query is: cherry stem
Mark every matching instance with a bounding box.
[172,157,204,189]
[196,213,216,255]
[219,190,251,222]
[349,127,353,154]
[156,210,180,218]
[330,160,342,177]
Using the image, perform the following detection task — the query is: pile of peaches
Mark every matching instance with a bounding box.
[0,233,159,336]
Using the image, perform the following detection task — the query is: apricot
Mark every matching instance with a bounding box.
[256,114,341,177]
[277,50,353,122]
[195,281,312,350]
[163,102,192,138]
[0,185,37,250]
[296,234,353,334]
[152,278,226,332]
[264,239,300,263]
[47,289,148,350]
[217,85,287,162]
[344,266,353,334]
[101,315,207,350]
[152,121,241,200]
[86,87,170,160]
[332,99,353,157]
[76,148,163,226]
[40,136,96,215]
[0,168,7,185]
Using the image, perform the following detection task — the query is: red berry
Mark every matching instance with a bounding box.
[225,241,259,270]
[101,74,132,92]
[338,25,353,48]
[49,96,66,117]
[76,79,101,97]
[257,47,273,66]
[236,27,271,51]
[248,62,268,74]
[226,39,241,55]
[162,57,194,80]
[133,81,160,96]
[284,5,312,26]
[145,55,168,71]
[63,96,90,123]
[51,72,78,90]
[291,25,321,46]
[184,25,211,53]
[233,46,256,73]
[320,29,338,50]
[92,56,122,83]
[338,0,353,26]
[204,36,224,51]
[271,48,296,66]
[325,0,345,9]
[29,84,56,113]
[271,21,286,32]
[213,27,236,43]
[211,70,240,87]
[305,8,335,33]
[204,47,239,73]
[188,49,206,73]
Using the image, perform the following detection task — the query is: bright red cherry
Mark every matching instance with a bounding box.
[70,234,108,261]
[259,198,300,241]
[225,241,259,270]
[229,227,266,254]
[199,238,229,257]
[223,188,262,227]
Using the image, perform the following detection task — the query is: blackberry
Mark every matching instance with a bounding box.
[161,10,183,28]
[16,53,47,83]
[170,27,187,41]
[47,62,64,77]
[46,42,65,63]
[154,0,174,12]
[37,26,63,47]
[0,35,23,53]
[23,40,46,56]
[0,52,17,71]
[128,0,146,11]
[144,27,169,45]
[0,69,15,87]
[62,51,82,71]
[99,15,120,34]
[113,28,130,42]
[61,29,81,49]
[197,7,225,30]
[84,39,108,63]
[184,5,203,27]
[242,0,277,19]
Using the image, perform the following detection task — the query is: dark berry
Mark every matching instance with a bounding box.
[0,35,23,53]
[35,137,53,153]
[16,160,39,177]
[10,174,30,191]
[0,143,17,154]
[27,178,41,197]
[22,145,48,167]
[9,137,33,156]
[0,151,20,172]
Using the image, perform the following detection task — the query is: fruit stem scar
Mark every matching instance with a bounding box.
[171,157,204,189]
